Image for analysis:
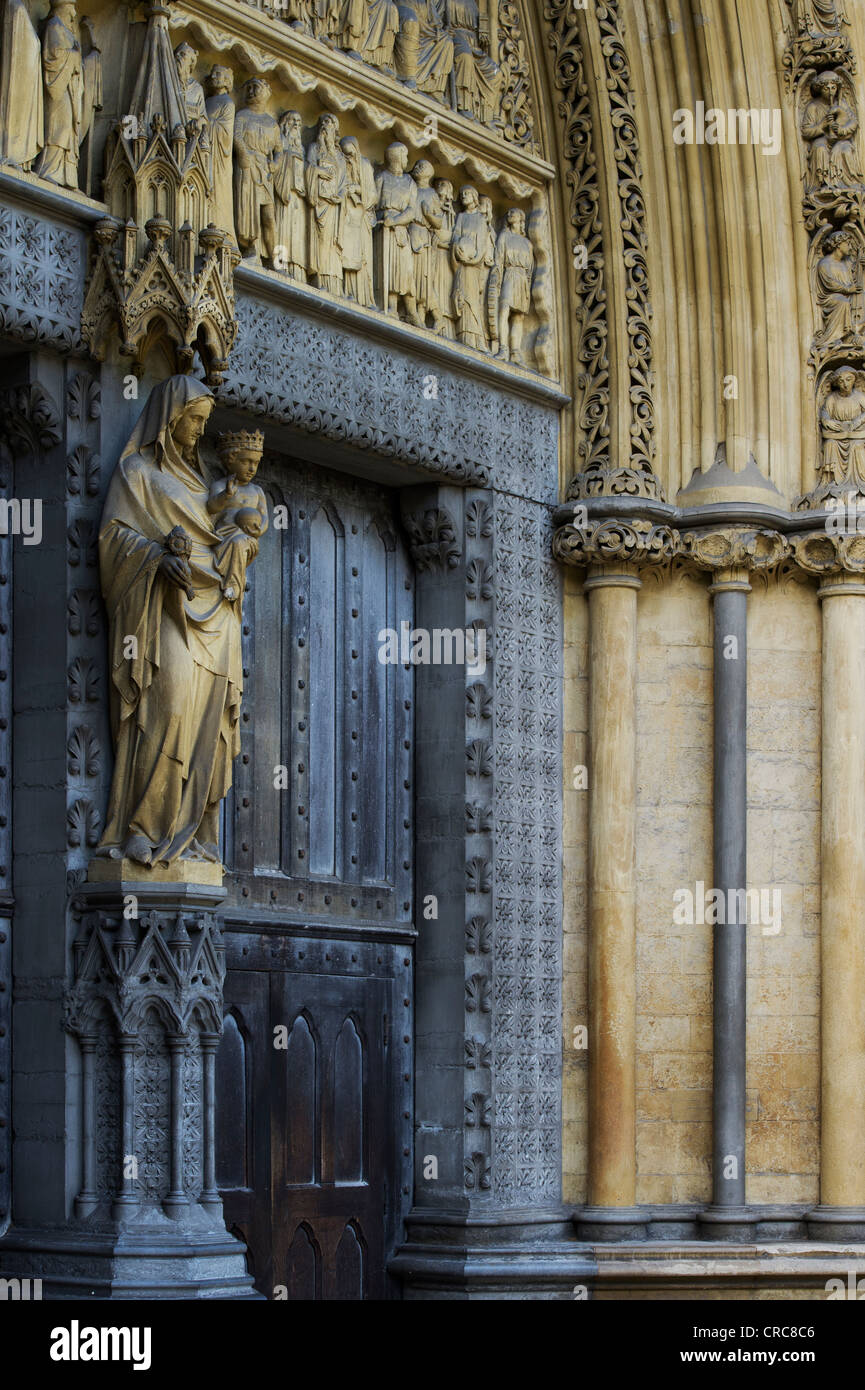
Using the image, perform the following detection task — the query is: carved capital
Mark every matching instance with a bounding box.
[680,527,789,574]
[553,515,679,569]
[790,528,865,575]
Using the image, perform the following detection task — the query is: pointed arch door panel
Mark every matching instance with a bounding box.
[218,939,411,1301]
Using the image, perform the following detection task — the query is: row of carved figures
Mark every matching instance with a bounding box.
[184,60,541,364]
[243,0,512,131]
[0,0,101,189]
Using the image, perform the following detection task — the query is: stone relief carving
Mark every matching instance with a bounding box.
[307,111,348,293]
[233,77,282,262]
[206,65,238,248]
[818,365,865,490]
[786,0,865,504]
[275,110,309,281]
[0,0,101,189]
[801,69,861,193]
[94,377,260,871]
[240,0,537,148]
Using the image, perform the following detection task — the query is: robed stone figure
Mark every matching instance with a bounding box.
[0,0,43,168]
[96,377,258,869]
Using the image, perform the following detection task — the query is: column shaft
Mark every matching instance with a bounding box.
[810,581,865,1238]
[580,565,645,1239]
[712,582,748,1209]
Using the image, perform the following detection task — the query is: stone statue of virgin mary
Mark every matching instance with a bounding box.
[95,376,259,869]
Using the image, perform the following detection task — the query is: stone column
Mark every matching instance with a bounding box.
[700,566,753,1240]
[577,562,646,1241]
[809,572,865,1240]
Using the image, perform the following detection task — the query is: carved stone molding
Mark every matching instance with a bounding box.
[546,0,660,501]
[400,504,461,571]
[0,383,62,456]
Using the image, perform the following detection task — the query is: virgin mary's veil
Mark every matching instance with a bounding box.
[121,374,214,465]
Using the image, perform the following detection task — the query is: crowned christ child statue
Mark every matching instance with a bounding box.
[206,430,269,604]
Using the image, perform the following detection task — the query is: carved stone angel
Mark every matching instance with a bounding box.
[800,71,862,190]
[820,366,865,487]
[814,228,862,344]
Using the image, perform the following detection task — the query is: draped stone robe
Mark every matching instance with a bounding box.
[97,378,252,866]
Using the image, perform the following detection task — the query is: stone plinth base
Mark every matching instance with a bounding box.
[591,1241,865,1300]
[0,1206,261,1299]
[391,1208,596,1300]
[87,857,224,887]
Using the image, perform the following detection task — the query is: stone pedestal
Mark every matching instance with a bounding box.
[0,873,258,1298]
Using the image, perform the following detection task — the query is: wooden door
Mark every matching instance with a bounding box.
[216,452,414,1300]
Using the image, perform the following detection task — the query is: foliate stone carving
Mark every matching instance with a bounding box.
[790,528,865,573]
[93,377,260,871]
[465,1035,491,1068]
[466,681,492,720]
[0,383,61,454]
[465,497,493,537]
[0,206,84,352]
[67,656,99,705]
[67,797,100,850]
[464,1151,491,1189]
[465,914,492,952]
[67,590,101,638]
[465,970,491,1012]
[466,738,493,777]
[66,445,100,498]
[67,373,101,423]
[465,1091,491,1127]
[466,855,491,894]
[400,504,460,570]
[67,725,100,779]
[81,4,238,386]
[548,0,660,498]
[552,516,679,568]
[546,0,609,479]
[680,528,790,574]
